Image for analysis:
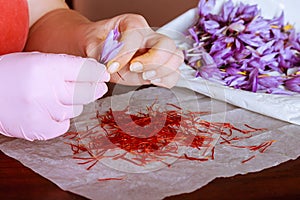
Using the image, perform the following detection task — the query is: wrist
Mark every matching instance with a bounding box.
[25,8,91,57]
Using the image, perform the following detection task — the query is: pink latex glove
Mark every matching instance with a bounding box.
[0,52,110,141]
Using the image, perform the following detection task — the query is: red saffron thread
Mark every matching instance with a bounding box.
[211,147,215,160]
[241,155,256,163]
[117,72,125,81]
[183,154,209,161]
[98,176,125,182]
[65,103,272,171]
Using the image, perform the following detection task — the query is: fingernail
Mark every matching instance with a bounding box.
[151,78,161,84]
[142,70,156,80]
[108,62,120,74]
[129,62,143,72]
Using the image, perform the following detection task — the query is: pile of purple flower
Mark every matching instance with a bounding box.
[185,0,300,94]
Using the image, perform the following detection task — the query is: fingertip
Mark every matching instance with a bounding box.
[72,105,84,118]
[93,83,108,100]
[150,78,161,84]
[151,72,180,89]
[107,62,120,74]
[71,58,110,82]
[85,58,103,68]
[32,119,71,141]
[55,119,71,137]
[102,71,111,82]
[129,62,143,72]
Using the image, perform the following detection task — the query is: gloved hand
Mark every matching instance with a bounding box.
[0,52,110,141]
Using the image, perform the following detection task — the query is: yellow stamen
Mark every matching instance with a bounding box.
[238,71,247,75]
[296,71,300,75]
[227,43,233,48]
[258,74,270,78]
[196,60,202,67]
[283,24,293,32]
[270,25,279,29]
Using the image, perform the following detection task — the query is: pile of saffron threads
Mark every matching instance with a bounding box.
[64,103,275,172]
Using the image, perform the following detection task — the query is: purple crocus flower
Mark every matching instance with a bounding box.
[236,3,259,22]
[195,52,222,80]
[258,75,283,90]
[237,34,264,47]
[188,28,200,44]
[198,0,216,17]
[100,27,124,64]
[220,0,235,22]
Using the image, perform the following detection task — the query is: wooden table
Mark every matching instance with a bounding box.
[1,151,299,199]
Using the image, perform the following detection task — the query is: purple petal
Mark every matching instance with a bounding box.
[246,17,269,32]
[228,21,246,33]
[102,42,124,63]
[248,67,259,92]
[112,27,121,40]
[237,4,259,21]
[209,40,227,54]
[100,27,124,64]
[256,40,275,55]
[238,34,264,47]
[258,76,283,89]
[225,75,246,87]
[270,12,284,27]
[285,76,300,93]
[198,0,216,17]
[234,48,251,60]
[204,20,220,30]
[266,88,295,95]
[273,40,284,51]
[221,0,234,22]
[212,47,232,65]
[188,28,199,44]
[225,66,241,75]
[260,52,278,63]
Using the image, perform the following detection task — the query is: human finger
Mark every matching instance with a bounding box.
[150,69,181,89]
[36,119,71,140]
[59,81,108,105]
[110,67,151,86]
[48,104,83,122]
[106,14,151,73]
[23,118,71,141]
[129,34,179,73]
[106,29,145,74]
[140,49,184,81]
[62,57,110,83]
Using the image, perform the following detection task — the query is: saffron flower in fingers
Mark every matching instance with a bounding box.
[100,27,124,65]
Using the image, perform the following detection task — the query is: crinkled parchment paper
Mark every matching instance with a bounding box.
[0,87,299,200]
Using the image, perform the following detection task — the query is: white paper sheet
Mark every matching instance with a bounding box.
[157,0,300,125]
[1,87,299,200]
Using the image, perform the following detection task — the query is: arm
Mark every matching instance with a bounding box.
[27,0,69,27]
[26,0,89,56]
